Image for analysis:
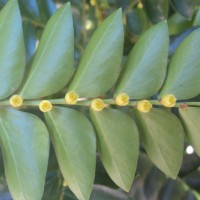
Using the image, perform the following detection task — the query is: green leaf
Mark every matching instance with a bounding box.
[20,2,74,99]
[0,0,25,99]
[179,107,200,156]
[159,29,200,100]
[114,21,168,99]
[0,108,49,200]
[142,0,169,24]
[126,8,147,36]
[90,108,139,191]
[68,9,124,97]
[42,172,62,200]
[44,107,96,200]
[170,0,195,19]
[133,108,184,179]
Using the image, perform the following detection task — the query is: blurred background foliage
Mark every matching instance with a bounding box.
[1,0,200,199]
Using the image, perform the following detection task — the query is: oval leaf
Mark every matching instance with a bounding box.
[0,108,49,200]
[44,107,96,200]
[114,21,169,99]
[20,2,74,99]
[179,107,200,156]
[0,0,25,99]
[170,0,195,19]
[133,108,184,178]
[142,0,169,23]
[159,28,200,100]
[90,108,139,191]
[68,9,124,97]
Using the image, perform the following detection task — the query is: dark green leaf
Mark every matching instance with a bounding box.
[19,0,40,20]
[115,21,168,99]
[158,179,185,200]
[133,108,184,178]
[90,108,139,191]
[68,9,124,97]
[0,108,49,200]
[20,3,74,99]
[142,0,169,23]
[126,8,147,36]
[0,0,25,99]
[159,28,200,100]
[170,0,195,19]
[42,172,62,200]
[179,107,200,156]
[44,107,96,200]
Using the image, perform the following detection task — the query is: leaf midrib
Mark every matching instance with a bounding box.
[70,12,120,92]
[47,112,86,200]
[93,111,127,189]
[20,7,66,96]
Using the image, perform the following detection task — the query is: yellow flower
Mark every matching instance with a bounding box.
[160,94,176,107]
[137,100,152,113]
[39,100,52,112]
[115,93,129,106]
[137,2,143,9]
[90,0,96,6]
[65,91,79,105]
[10,95,23,108]
[91,99,105,112]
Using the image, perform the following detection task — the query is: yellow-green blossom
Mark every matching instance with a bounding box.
[10,95,23,108]
[65,91,79,105]
[39,100,52,112]
[160,94,176,107]
[137,100,152,113]
[115,93,129,106]
[91,99,105,112]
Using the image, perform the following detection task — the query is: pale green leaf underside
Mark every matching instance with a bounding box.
[159,28,200,100]
[0,0,25,99]
[20,2,74,99]
[134,108,184,179]
[45,107,96,200]
[179,107,200,156]
[68,9,124,97]
[114,20,169,99]
[90,108,139,191]
[0,108,49,200]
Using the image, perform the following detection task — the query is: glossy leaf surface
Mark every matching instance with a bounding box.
[159,28,200,100]
[68,9,124,97]
[0,0,25,99]
[90,108,139,191]
[45,107,96,200]
[179,107,200,156]
[0,108,49,200]
[134,108,184,178]
[115,21,168,99]
[20,2,74,99]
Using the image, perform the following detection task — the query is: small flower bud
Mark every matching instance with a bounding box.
[115,93,129,106]
[137,100,152,113]
[137,2,143,9]
[91,99,105,112]
[90,0,96,6]
[39,100,52,112]
[65,91,79,105]
[160,94,176,107]
[10,95,23,108]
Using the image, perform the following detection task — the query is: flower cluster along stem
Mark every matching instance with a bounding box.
[1,98,200,108]
[0,93,199,113]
